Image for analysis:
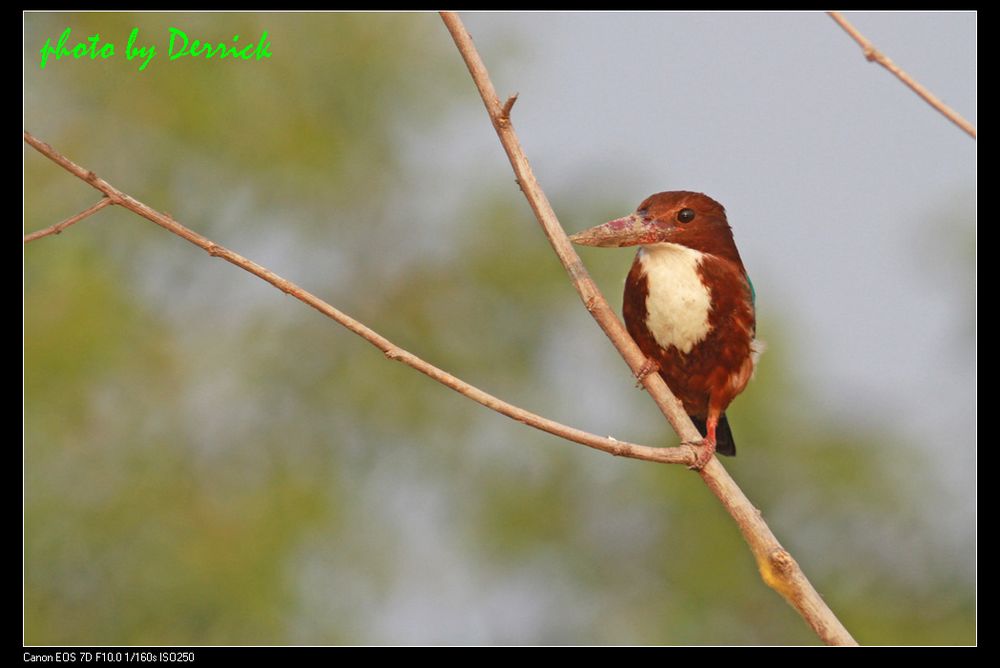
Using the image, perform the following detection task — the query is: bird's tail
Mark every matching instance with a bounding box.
[691,414,736,457]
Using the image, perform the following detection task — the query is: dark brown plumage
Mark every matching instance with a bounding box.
[572,191,758,468]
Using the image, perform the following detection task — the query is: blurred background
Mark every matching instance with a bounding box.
[24,12,975,645]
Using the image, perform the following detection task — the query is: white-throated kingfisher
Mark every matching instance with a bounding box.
[570,191,760,470]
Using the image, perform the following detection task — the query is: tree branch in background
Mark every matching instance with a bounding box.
[22,130,696,468]
[828,11,976,139]
[23,197,112,243]
[439,11,857,646]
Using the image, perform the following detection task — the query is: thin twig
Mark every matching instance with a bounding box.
[828,11,976,139]
[439,12,857,646]
[23,130,696,468]
[500,93,518,121]
[23,197,113,243]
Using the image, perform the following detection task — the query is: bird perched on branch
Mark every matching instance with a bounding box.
[570,191,760,470]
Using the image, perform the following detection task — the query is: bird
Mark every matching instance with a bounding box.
[570,191,760,470]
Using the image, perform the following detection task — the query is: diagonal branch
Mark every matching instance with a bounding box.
[23,197,113,243]
[22,130,694,468]
[439,12,857,646]
[828,11,976,139]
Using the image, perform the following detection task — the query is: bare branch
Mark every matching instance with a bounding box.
[438,13,698,440]
[22,130,696,468]
[828,11,976,139]
[23,197,113,243]
[439,12,857,646]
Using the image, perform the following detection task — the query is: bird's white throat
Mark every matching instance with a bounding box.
[638,243,712,354]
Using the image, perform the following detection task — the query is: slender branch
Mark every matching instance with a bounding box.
[439,13,698,441]
[828,11,976,139]
[439,12,857,646]
[23,197,113,243]
[22,130,696,468]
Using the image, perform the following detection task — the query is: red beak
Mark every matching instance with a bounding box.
[569,213,650,248]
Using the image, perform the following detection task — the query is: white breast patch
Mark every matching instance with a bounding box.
[638,243,712,354]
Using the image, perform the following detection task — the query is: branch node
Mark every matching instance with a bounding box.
[500,93,518,122]
[768,548,795,576]
[682,442,700,467]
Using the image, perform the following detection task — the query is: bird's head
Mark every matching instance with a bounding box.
[570,191,740,262]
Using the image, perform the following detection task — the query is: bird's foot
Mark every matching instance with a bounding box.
[634,357,660,388]
[681,437,717,471]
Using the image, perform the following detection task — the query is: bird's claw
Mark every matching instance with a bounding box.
[634,357,660,388]
[681,438,716,470]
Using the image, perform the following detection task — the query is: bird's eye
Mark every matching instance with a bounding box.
[676,208,696,224]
